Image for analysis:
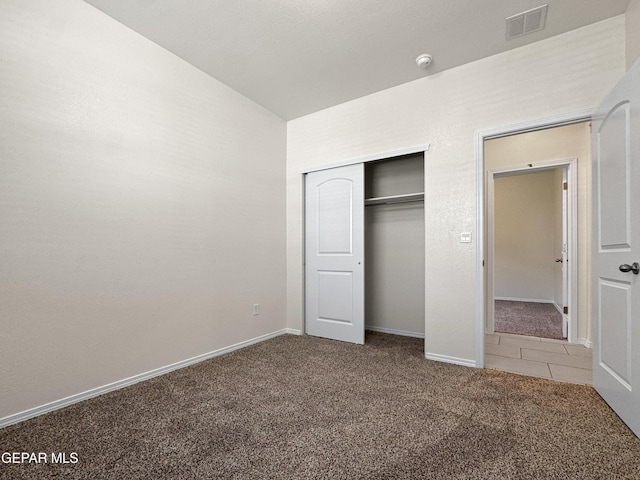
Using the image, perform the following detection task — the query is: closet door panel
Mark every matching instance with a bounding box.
[317,179,353,254]
[305,164,364,344]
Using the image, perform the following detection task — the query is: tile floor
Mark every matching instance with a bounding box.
[485,332,592,385]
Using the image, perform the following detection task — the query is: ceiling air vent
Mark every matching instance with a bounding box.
[506,4,548,40]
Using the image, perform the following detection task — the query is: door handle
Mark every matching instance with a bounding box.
[555,258,563,263]
[619,262,640,274]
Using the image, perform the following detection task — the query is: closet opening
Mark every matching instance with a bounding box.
[364,154,425,339]
[304,150,426,346]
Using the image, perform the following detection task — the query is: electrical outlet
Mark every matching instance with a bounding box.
[253,304,259,316]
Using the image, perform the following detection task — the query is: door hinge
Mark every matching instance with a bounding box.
[563,182,568,190]
[563,306,568,314]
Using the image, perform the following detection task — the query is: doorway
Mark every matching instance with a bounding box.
[489,165,572,340]
[478,120,592,381]
[482,121,590,347]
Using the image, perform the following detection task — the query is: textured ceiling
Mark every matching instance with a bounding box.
[83,0,630,119]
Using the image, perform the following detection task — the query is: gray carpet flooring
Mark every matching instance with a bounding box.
[2,332,639,479]
[494,300,564,339]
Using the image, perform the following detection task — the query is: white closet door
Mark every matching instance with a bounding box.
[305,163,364,344]
[592,57,640,437]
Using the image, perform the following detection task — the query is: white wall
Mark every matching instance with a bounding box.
[365,205,425,335]
[627,0,640,68]
[287,17,625,363]
[0,0,287,421]
[494,171,559,302]
[484,122,591,342]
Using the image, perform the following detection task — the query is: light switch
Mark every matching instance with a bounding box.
[460,232,472,243]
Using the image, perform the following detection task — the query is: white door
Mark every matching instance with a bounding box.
[305,164,365,344]
[592,59,640,437]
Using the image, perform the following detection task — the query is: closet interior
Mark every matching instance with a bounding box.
[364,153,425,338]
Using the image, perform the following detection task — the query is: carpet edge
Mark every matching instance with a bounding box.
[0,328,294,429]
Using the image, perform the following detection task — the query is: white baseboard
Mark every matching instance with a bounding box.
[425,352,476,368]
[284,328,302,336]
[0,328,294,429]
[578,338,593,349]
[365,325,425,339]
[494,297,554,304]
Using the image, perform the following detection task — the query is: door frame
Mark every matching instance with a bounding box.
[486,159,577,342]
[475,109,594,368]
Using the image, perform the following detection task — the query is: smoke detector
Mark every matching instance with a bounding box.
[416,54,432,68]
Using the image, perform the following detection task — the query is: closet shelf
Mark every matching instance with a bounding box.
[364,192,424,206]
